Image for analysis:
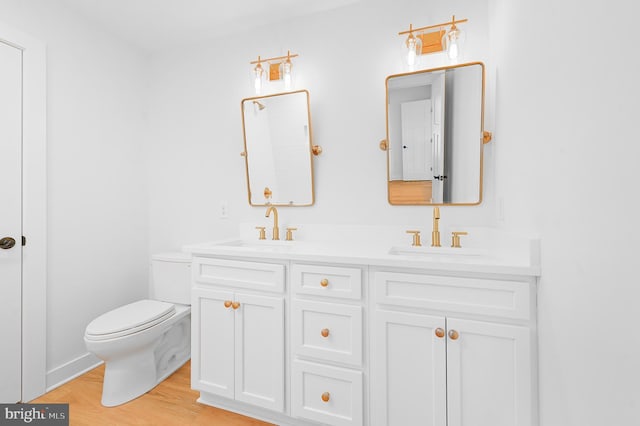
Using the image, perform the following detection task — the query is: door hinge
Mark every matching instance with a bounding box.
[22,236,26,246]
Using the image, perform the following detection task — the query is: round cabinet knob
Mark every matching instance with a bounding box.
[448,330,460,340]
[320,278,329,288]
[321,328,330,338]
[321,392,330,402]
[223,300,232,308]
[435,328,445,338]
[0,237,16,250]
[231,302,240,310]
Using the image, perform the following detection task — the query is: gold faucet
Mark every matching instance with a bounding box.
[265,206,280,240]
[285,227,297,241]
[406,230,422,247]
[451,231,468,248]
[431,207,441,247]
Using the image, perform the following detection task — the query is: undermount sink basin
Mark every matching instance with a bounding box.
[388,245,487,259]
[211,239,296,252]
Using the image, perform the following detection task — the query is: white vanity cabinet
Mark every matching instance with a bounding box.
[191,257,285,413]
[371,270,536,426]
[186,231,540,426]
[290,263,365,426]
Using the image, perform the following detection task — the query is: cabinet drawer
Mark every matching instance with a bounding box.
[193,257,285,293]
[292,360,363,426]
[292,300,362,366]
[374,271,530,320]
[292,264,362,300]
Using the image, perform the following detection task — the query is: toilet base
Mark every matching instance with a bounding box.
[99,312,191,406]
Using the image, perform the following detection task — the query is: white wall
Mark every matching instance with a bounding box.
[268,94,312,204]
[449,65,482,202]
[146,0,494,256]
[243,100,278,201]
[490,1,640,424]
[0,0,150,387]
[147,0,640,425]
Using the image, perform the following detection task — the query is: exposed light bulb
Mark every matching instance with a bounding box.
[254,62,263,94]
[447,40,459,59]
[447,29,460,59]
[445,19,462,60]
[406,33,417,67]
[283,59,292,90]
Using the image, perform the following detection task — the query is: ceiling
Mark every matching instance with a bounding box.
[59,0,361,52]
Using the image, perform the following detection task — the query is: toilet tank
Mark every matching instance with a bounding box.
[150,252,192,305]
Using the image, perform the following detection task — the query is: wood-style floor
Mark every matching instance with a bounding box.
[31,361,273,425]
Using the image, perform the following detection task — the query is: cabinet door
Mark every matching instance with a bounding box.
[446,318,532,426]
[292,360,363,426]
[234,292,285,412]
[292,299,363,366]
[372,310,447,426]
[191,288,235,398]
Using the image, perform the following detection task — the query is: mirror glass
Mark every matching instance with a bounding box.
[241,90,314,206]
[386,62,485,205]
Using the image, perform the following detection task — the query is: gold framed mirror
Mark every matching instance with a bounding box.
[385,62,487,205]
[241,90,315,206]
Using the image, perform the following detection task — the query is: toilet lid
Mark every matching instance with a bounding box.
[85,299,175,340]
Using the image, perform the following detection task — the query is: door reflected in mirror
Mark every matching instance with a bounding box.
[386,62,485,205]
[241,90,314,206]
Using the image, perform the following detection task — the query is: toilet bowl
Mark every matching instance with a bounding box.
[84,252,192,407]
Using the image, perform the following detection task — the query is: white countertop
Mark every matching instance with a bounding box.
[183,224,541,277]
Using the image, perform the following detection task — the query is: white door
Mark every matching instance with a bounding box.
[234,292,284,412]
[0,40,23,403]
[446,318,532,426]
[431,73,446,203]
[400,99,432,181]
[372,310,447,426]
[191,288,236,399]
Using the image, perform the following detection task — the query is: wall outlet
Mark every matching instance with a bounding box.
[220,200,229,219]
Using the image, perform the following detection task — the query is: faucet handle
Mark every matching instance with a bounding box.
[451,231,468,248]
[406,230,422,247]
[285,227,298,241]
[255,226,266,240]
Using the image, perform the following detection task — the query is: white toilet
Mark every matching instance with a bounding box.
[84,252,192,407]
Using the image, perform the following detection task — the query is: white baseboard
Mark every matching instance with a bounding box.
[45,352,103,394]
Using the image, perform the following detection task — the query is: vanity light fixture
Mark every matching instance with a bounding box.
[403,24,421,68]
[282,52,293,91]
[253,56,265,95]
[398,15,468,66]
[443,15,466,60]
[250,51,299,94]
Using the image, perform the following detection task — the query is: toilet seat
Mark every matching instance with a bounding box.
[85,299,176,341]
